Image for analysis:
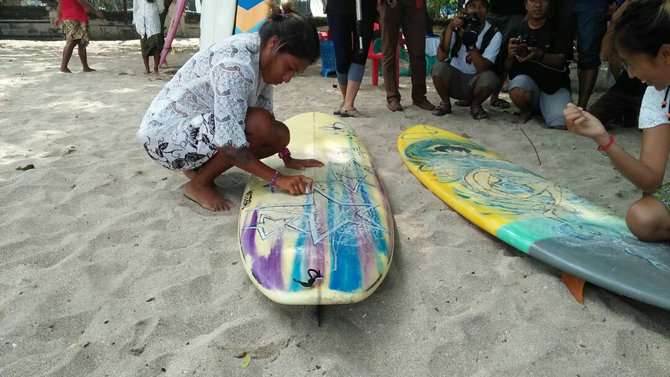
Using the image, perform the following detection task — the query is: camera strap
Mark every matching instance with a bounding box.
[450,24,499,61]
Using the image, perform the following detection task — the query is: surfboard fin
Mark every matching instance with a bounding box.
[562,272,585,304]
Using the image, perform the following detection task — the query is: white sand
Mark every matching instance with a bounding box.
[0,39,668,376]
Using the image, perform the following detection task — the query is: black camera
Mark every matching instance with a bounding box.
[516,33,537,58]
[461,12,481,48]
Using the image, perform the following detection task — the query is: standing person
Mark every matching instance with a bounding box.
[564,0,670,241]
[430,0,503,119]
[588,0,646,129]
[486,0,525,109]
[505,0,572,128]
[54,0,105,73]
[326,0,376,117]
[561,0,609,109]
[138,3,324,212]
[133,0,165,75]
[378,0,435,112]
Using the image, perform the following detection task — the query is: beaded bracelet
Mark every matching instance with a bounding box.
[278,147,291,160]
[596,134,614,152]
[269,170,280,193]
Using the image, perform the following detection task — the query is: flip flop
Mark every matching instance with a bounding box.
[470,106,489,120]
[333,102,344,115]
[490,98,511,109]
[432,103,452,116]
[340,108,365,118]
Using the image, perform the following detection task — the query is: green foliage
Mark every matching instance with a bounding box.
[426,0,463,20]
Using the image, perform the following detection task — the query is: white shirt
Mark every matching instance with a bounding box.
[449,21,502,75]
[138,33,273,149]
[133,0,165,38]
[638,86,670,130]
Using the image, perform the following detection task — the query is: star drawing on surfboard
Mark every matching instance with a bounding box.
[243,186,388,245]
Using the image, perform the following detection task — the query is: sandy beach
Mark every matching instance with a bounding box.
[1,38,669,376]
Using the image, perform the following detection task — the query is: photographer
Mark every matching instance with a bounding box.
[505,0,572,128]
[431,0,503,119]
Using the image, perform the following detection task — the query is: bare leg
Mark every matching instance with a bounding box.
[78,45,95,72]
[341,80,361,111]
[577,68,597,109]
[626,195,670,242]
[470,85,494,108]
[60,40,77,73]
[432,75,452,106]
[153,49,160,74]
[142,55,150,74]
[509,88,533,124]
[470,85,495,119]
[183,108,289,211]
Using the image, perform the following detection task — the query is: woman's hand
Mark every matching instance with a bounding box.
[564,103,610,145]
[275,174,314,195]
[283,157,325,171]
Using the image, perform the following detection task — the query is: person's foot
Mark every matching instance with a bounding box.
[83,67,96,72]
[183,181,235,211]
[432,102,452,116]
[333,102,344,115]
[490,98,511,109]
[144,68,151,74]
[412,98,435,111]
[340,107,365,118]
[512,112,532,124]
[387,99,403,112]
[470,105,489,120]
[60,67,72,73]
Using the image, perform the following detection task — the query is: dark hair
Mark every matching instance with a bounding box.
[615,0,670,57]
[259,1,320,63]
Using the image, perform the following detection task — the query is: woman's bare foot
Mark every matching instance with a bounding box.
[512,112,532,124]
[183,181,235,211]
[83,67,96,72]
[60,67,72,73]
[144,68,151,74]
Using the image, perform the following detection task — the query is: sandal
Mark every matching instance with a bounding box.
[490,98,510,109]
[432,102,452,116]
[340,107,365,118]
[455,100,470,107]
[333,102,344,115]
[470,106,489,120]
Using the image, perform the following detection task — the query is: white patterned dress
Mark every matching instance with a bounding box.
[138,32,273,170]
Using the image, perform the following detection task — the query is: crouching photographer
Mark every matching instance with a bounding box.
[431,0,502,119]
[505,0,572,128]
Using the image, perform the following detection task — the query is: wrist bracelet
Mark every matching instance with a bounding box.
[596,134,614,151]
[269,170,280,193]
[278,147,291,160]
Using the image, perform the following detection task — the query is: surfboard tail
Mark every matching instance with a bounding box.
[159,0,188,67]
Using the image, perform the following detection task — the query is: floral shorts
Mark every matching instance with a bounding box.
[653,183,670,212]
[62,20,89,47]
[142,114,219,170]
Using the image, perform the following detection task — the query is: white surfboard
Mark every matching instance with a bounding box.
[199,0,237,50]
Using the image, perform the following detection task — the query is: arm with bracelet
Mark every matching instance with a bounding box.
[564,102,670,194]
